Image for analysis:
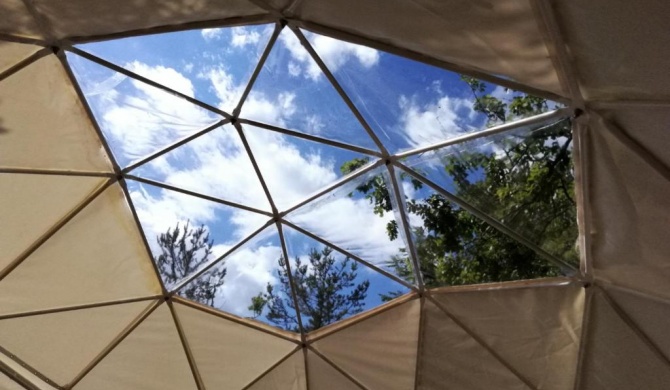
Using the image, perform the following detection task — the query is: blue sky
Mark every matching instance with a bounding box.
[66,23,523,330]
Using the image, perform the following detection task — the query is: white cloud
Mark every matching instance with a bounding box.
[279,31,380,81]
[399,94,477,148]
[231,26,261,48]
[201,28,224,41]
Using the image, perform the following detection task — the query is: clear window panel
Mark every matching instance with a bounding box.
[129,124,272,213]
[176,224,300,332]
[303,29,559,153]
[126,179,271,291]
[241,124,375,212]
[240,28,378,151]
[285,165,418,286]
[280,224,410,332]
[401,117,579,266]
[391,167,563,288]
[75,24,275,112]
[67,53,219,168]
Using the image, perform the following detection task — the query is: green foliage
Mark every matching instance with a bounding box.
[349,77,577,289]
[249,247,370,332]
[155,221,225,306]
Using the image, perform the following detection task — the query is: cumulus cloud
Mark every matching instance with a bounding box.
[279,31,380,80]
[201,28,224,41]
[231,26,261,48]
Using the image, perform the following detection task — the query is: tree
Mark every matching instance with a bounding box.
[342,77,577,289]
[249,247,370,332]
[155,221,226,306]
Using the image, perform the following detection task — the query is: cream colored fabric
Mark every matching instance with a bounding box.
[578,290,670,389]
[0,353,57,390]
[32,0,267,40]
[0,54,112,172]
[555,1,670,100]
[0,301,151,386]
[0,41,40,73]
[0,174,104,272]
[587,113,670,299]
[281,0,562,96]
[306,350,359,390]
[74,303,198,390]
[430,282,584,390]
[247,350,306,390]
[605,287,670,359]
[312,299,420,390]
[417,299,528,390]
[0,371,25,390]
[174,302,297,390]
[0,183,161,315]
[0,0,42,39]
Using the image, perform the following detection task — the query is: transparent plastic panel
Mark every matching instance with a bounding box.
[402,117,579,266]
[75,24,275,112]
[280,224,410,332]
[393,167,562,288]
[126,179,271,291]
[241,28,378,151]
[130,124,272,212]
[176,224,300,332]
[68,52,219,168]
[304,29,560,153]
[285,166,417,286]
[241,124,373,212]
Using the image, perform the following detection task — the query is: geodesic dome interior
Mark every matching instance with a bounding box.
[2,1,670,389]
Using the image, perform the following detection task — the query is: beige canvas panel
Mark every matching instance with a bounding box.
[605,287,670,359]
[306,350,360,390]
[0,54,112,172]
[0,41,40,73]
[0,371,24,390]
[312,298,420,390]
[417,299,528,390]
[430,282,584,390]
[0,183,161,315]
[174,302,297,390]
[554,1,670,100]
[286,0,562,96]
[0,174,104,272]
[246,350,306,390]
[31,0,267,40]
[587,113,670,299]
[578,290,670,389]
[0,301,152,386]
[0,0,42,39]
[74,303,198,390]
[599,107,670,168]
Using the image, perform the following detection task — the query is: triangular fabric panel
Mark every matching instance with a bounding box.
[241,28,378,151]
[67,53,219,168]
[73,303,198,390]
[306,349,360,390]
[605,287,670,360]
[127,178,271,291]
[76,23,274,113]
[241,123,373,211]
[587,113,670,299]
[312,298,420,390]
[417,299,528,390]
[0,301,152,386]
[430,282,584,390]
[0,183,161,315]
[0,0,42,38]
[0,41,40,73]
[0,54,112,172]
[174,302,297,390]
[246,349,306,390]
[0,353,57,390]
[0,173,105,272]
[0,370,24,390]
[578,290,670,390]
[130,124,272,212]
